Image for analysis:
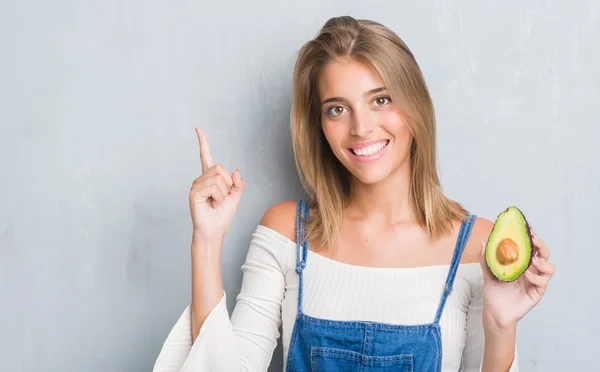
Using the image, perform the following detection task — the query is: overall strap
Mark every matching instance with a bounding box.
[434,213,477,324]
[295,200,310,314]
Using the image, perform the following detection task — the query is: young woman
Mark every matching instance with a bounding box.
[153,16,555,372]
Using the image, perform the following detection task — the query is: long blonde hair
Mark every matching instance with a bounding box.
[290,16,467,251]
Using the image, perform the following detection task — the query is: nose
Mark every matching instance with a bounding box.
[349,107,375,137]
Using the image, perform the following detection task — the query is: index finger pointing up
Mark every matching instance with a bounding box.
[195,127,214,172]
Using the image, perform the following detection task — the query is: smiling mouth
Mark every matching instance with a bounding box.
[349,140,390,157]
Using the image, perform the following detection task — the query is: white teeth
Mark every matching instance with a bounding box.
[353,141,388,156]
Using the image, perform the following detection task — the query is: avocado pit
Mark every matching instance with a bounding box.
[496,238,519,265]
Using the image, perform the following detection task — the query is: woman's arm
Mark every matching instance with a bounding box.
[154,128,289,371]
[153,224,289,372]
[460,272,519,372]
[481,322,517,371]
[460,217,519,371]
[190,233,225,342]
[477,223,555,371]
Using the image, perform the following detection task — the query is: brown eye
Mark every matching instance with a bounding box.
[374,96,391,106]
[326,106,347,117]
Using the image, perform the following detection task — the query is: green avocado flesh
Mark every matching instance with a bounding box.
[485,206,533,282]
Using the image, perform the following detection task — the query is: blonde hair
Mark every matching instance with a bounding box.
[290,16,467,251]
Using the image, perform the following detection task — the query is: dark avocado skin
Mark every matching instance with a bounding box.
[517,207,533,277]
[485,206,534,282]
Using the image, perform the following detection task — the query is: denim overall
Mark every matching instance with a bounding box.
[285,200,476,372]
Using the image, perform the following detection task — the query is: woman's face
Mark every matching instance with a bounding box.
[317,56,412,185]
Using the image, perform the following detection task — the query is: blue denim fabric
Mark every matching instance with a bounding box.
[285,200,476,372]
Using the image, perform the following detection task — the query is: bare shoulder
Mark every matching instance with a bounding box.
[462,216,494,264]
[259,200,299,243]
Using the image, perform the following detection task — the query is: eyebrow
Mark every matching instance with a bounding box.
[321,87,387,106]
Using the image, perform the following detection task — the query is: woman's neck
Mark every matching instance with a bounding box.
[346,163,416,225]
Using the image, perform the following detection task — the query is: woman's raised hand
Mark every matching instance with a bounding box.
[189,127,245,241]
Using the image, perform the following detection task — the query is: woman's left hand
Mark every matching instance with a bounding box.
[479,227,556,331]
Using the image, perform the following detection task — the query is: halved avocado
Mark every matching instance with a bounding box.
[485,206,533,282]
